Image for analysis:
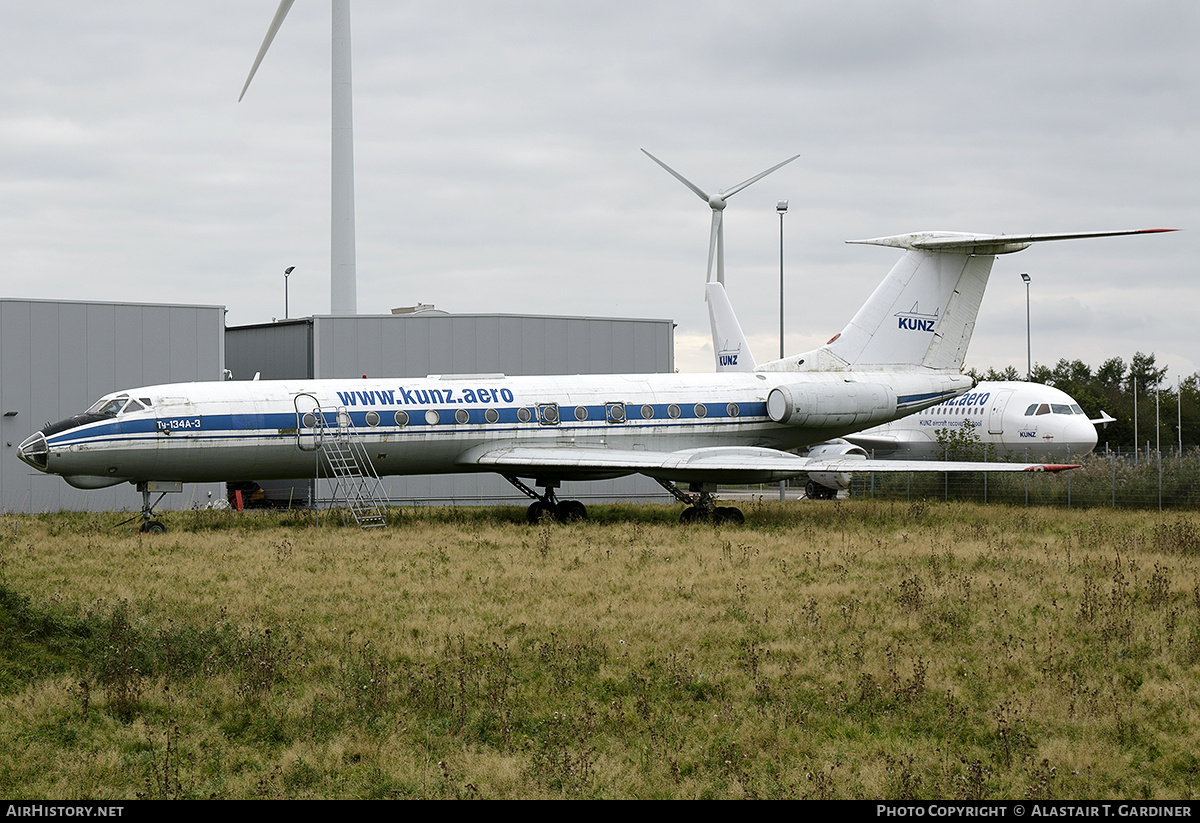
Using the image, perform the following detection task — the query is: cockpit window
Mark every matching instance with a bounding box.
[1071,404,1083,415]
[83,394,149,416]
[1035,404,1051,416]
[1051,404,1072,415]
[1025,404,1038,416]
[86,394,129,416]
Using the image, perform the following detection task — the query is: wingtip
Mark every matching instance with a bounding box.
[1027,464,1082,473]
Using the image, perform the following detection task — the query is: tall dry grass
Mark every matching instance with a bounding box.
[1,501,1198,798]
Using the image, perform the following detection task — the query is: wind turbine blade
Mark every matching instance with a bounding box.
[239,0,297,102]
[716,214,725,286]
[720,153,801,199]
[641,148,711,203]
[706,211,722,283]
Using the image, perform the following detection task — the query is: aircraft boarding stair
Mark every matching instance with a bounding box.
[295,396,389,529]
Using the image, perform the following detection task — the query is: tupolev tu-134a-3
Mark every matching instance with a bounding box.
[18,228,1172,529]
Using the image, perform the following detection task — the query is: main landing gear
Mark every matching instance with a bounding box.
[804,480,839,500]
[504,476,588,524]
[655,479,745,525]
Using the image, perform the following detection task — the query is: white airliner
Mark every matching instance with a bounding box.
[707,280,1115,498]
[18,228,1168,529]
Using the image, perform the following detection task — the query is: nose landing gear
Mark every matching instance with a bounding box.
[110,482,169,534]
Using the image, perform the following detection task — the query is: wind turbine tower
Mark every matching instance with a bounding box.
[240,0,358,316]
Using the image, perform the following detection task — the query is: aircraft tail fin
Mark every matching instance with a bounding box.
[756,229,1174,373]
[708,282,757,372]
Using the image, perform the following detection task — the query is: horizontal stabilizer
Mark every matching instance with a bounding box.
[758,227,1175,374]
[848,228,1177,255]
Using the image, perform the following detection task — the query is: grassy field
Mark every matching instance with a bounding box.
[2,500,1199,799]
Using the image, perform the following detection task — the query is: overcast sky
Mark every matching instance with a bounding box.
[2,2,1195,380]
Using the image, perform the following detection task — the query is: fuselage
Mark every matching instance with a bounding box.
[846,381,1098,461]
[19,370,972,488]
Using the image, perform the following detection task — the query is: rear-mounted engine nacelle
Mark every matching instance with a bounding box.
[766,382,897,428]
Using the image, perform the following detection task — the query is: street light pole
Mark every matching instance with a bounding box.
[1021,272,1031,380]
[777,200,788,359]
[284,266,295,319]
[777,200,788,502]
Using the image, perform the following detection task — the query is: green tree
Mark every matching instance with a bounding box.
[933,420,995,462]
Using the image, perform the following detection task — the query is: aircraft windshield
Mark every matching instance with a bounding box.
[86,395,129,416]
[83,395,151,416]
[1025,402,1087,417]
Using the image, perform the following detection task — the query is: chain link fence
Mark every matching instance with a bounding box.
[848,448,1200,509]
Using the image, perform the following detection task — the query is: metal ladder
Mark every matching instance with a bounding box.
[295,395,388,529]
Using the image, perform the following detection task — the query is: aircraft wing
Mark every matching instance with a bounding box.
[456,443,1076,485]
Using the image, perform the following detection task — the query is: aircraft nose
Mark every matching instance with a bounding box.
[1066,415,1099,457]
[17,432,49,471]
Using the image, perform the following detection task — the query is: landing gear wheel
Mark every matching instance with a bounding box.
[555,500,587,522]
[713,507,745,525]
[679,507,708,524]
[526,501,555,524]
[139,520,168,534]
[806,480,837,500]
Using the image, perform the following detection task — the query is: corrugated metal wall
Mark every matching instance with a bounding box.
[1,299,226,513]
[227,313,673,380]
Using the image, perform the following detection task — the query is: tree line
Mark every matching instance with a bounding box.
[968,352,1200,453]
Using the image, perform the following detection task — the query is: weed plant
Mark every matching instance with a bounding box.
[1,502,1199,798]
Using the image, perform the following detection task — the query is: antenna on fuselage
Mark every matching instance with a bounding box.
[641,149,799,288]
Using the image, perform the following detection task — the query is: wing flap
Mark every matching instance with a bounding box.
[457,443,1076,484]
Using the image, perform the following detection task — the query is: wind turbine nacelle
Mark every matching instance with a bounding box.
[804,441,868,490]
[766,382,897,429]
